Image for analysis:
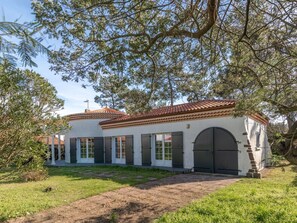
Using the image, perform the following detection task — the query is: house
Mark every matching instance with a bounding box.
[62,100,271,178]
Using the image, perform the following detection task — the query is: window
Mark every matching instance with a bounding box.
[115,136,126,159]
[80,138,94,159]
[155,134,163,160]
[88,138,94,158]
[155,134,172,161]
[256,131,261,148]
[164,134,172,160]
[116,137,121,158]
[121,137,126,159]
[80,138,87,158]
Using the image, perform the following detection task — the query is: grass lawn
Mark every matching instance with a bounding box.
[0,165,172,222]
[157,165,297,223]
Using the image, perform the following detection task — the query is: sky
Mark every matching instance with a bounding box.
[1,0,100,116]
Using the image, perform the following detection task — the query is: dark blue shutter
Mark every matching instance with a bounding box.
[70,138,77,163]
[104,137,112,164]
[125,135,134,165]
[94,137,104,163]
[141,134,151,166]
[172,131,184,168]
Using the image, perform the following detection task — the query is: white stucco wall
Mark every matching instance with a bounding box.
[244,117,272,170]
[103,116,251,176]
[64,119,107,163]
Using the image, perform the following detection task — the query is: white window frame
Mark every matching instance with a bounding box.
[152,133,172,167]
[77,138,94,163]
[113,136,126,164]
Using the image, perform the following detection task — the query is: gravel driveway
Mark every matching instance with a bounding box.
[8,173,239,223]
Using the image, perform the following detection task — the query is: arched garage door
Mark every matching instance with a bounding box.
[193,127,239,175]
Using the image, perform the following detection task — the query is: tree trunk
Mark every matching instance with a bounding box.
[286,113,296,129]
[167,72,174,106]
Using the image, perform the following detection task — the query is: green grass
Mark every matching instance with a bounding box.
[0,165,172,221]
[157,165,297,223]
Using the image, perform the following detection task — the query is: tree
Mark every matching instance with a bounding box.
[94,74,128,110]
[0,21,48,67]
[0,62,66,174]
[33,1,297,162]
[210,1,297,163]
[32,0,219,109]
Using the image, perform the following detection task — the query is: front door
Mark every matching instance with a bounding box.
[115,136,126,164]
[78,138,94,163]
[153,133,172,167]
[193,127,239,175]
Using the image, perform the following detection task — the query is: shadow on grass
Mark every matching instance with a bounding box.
[0,165,172,186]
[0,169,21,185]
[46,165,237,190]
[0,165,237,190]
[83,201,153,223]
[17,201,154,223]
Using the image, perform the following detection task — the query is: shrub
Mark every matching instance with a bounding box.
[20,169,48,182]
[270,154,286,166]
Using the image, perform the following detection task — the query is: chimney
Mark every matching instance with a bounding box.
[84,100,90,112]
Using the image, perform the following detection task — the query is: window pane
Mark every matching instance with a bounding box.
[88,138,94,158]
[164,134,172,160]
[116,137,121,158]
[155,134,163,160]
[121,136,126,158]
[80,138,87,158]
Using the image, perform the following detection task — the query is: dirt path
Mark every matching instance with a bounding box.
[9,174,239,223]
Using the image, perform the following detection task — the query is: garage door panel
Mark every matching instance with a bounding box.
[214,128,237,151]
[194,151,213,172]
[215,150,238,174]
[214,128,238,175]
[194,128,214,172]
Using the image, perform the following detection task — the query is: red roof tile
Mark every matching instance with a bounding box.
[66,107,125,121]
[100,100,236,125]
[86,107,125,115]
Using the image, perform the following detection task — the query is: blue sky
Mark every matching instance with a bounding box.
[1,0,100,116]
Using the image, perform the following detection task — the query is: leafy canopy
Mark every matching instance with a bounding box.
[32,0,296,114]
[0,21,48,67]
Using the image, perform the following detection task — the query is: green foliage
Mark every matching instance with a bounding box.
[32,1,297,112]
[270,155,286,167]
[0,62,67,171]
[94,74,128,110]
[0,166,172,221]
[31,0,214,110]
[0,21,48,67]
[157,165,297,223]
[110,212,119,223]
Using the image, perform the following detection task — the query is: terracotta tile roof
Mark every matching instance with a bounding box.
[85,107,125,115]
[100,100,236,126]
[66,107,125,121]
